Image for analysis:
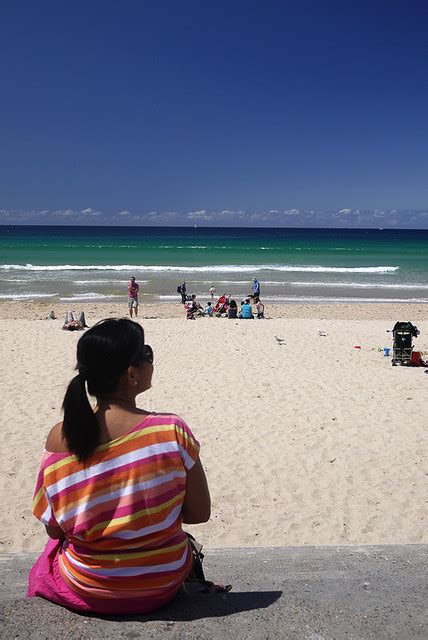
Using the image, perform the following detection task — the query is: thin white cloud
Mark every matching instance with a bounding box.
[81,207,102,217]
[186,210,210,220]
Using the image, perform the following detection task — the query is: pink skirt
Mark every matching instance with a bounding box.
[27,539,182,615]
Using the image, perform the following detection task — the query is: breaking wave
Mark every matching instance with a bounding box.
[0,263,400,274]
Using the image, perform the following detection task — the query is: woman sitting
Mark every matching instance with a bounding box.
[255,297,265,319]
[28,318,211,614]
[227,299,238,319]
[239,299,254,319]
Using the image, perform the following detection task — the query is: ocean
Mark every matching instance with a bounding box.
[1,225,428,304]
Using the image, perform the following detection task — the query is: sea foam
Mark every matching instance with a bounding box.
[290,281,428,289]
[0,264,400,274]
[0,292,58,299]
[260,295,428,303]
[59,293,122,302]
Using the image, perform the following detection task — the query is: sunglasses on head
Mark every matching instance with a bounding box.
[132,344,154,366]
[143,344,154,364]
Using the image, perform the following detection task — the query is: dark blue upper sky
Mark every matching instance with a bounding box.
[1,1,428,226]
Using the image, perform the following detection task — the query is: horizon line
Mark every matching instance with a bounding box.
[1,224,428,231]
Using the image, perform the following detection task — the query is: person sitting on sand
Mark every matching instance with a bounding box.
[227,299,238,319]
[255,298,265,319]
[46,310,57,320]
[204,301,213,316]
[239,299,254,319]
[185,294,204,319]
[28,318,223,615]
[186,296,197,319]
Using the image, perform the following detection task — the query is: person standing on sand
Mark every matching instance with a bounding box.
[180,280,187,304]
[251,277,261,299]
[128,276,139,318]
[209,285,216,300]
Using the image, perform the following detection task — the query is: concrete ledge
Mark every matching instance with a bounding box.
[1,545,427,639]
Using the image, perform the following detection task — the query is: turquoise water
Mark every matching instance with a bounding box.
[1,226,428,303]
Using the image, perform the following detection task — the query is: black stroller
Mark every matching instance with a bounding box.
[391,321,420,366]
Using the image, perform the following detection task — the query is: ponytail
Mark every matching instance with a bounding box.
[61,318,146,462]
[62,373,100,462]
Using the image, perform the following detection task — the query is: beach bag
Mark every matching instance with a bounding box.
[185,533,232,593]
[186,533,206,581]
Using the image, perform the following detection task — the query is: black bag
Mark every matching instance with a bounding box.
[177,285,182,294]
[186,533,206,581]
[185,533,232,593]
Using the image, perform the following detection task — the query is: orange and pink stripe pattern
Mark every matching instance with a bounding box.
[31,413,199,607]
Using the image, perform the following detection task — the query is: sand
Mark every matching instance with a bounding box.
[0,300,427,554]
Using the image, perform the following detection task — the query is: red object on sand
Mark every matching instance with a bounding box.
[354,345,361,349]
[411,351,421,366]
[213,295,229,315]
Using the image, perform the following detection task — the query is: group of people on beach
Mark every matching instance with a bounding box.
[46,309,89,331]
[124,275,266,320]
[179,277,265,320]
[51,276,265,327]
[185,293,265,320]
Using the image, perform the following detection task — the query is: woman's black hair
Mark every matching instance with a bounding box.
[229,299,237,309]
[62,318,147,462]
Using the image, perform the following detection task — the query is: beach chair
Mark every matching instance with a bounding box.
[391,321,420,366]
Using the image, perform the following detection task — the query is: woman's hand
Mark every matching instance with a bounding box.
[45,525,65,540]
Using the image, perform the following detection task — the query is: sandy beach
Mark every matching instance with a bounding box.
[0,300,427,554]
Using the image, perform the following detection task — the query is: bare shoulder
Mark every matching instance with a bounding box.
[45,421,69,453]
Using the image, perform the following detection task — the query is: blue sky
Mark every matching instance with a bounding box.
[1,1,427,227]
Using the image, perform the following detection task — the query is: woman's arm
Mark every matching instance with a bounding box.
[182,458,211,524]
